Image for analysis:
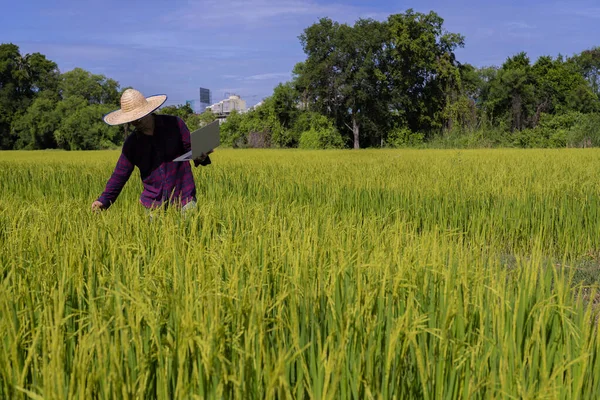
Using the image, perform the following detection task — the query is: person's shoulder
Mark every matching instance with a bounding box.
[123,131,137,146]
[161,114,191,133]
[155,113,186,130]
[122,132,137,156]
[155,114,181,124]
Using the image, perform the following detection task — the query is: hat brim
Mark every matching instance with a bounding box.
[103,94,168,125]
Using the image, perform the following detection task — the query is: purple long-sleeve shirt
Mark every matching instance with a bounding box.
[97,114,210,209]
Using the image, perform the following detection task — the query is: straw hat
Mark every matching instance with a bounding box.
[103,89,167,125]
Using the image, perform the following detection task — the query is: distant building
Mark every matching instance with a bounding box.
[248,100,264,111]
[199,88,212,113]
[185,99,196,112]
[206,95,247,120]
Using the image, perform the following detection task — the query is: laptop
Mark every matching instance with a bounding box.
[173,120,220,162]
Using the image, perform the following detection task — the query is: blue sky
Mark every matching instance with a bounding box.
[2,0,600,108]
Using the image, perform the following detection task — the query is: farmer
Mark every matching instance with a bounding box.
[91,88,212,213]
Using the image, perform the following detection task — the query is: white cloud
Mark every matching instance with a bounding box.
[506,21,536,30]
[102,31,256,57]
[562,8,600,18]
[163,0,377,29]
[213,88,247,97]
[551,2,600,19]
[474,27,496,37]
[245,72,291,80]
[504,21,540,40]
[17,42,130,73]
[76,0,385,62]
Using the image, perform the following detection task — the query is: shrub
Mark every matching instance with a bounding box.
[566,113,600,147]
[299,127,344,149]
[247,131,271,148]
[220,110,246,147]
[385,127,424,148]
[298,114,344,149]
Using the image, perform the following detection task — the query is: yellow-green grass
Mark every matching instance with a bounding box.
[0,149,599,399]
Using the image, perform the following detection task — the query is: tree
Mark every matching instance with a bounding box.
[531,55,598,117]
[54,100,121,150]
[385,10,465,138]
[484,53,536,131]
[11,91,61,149]
[339,18,391,147]
[294,18,345,139]
[298,112,344,149]
[158,103,194,120]
[481,53,599,132]
[60,67,119,105]
[571,47,600,99]
[220,110,245,147]
[272,82,300,131]
[473,66,499,126]
[294,10,464,147]
[0,44,129,150]
[0,43,60,149]
[295,17,391,148]
[0,44,21,148]
[185,109,217,131]
[218,96,297,148]
[443,63,480,132]
[22,52,60,94]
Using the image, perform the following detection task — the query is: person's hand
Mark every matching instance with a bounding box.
[196,149,214,162]
[91,200,104,212]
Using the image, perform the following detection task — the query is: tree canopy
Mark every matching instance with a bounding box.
[3,9,600,150]
[221,10,600,149]
[0,44,125,150]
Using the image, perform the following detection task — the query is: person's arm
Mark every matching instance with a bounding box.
[94,152,134,209]
[178,117,212,167]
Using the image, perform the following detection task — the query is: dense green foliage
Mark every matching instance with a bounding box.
[0,42,128,150]
[219,10,600,149]
[3,9,600,149]
[157,103,217,132]
[1,149,599,398]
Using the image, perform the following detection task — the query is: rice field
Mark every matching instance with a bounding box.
[0,148,599,399]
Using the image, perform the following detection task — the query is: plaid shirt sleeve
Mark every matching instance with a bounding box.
[178,117,211,167]
[97,151,134,208]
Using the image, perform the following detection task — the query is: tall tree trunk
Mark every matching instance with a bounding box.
[352,113,359,149]
[511,93,522,132]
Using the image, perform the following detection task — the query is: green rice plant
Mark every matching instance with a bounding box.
[0,148,599,399]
